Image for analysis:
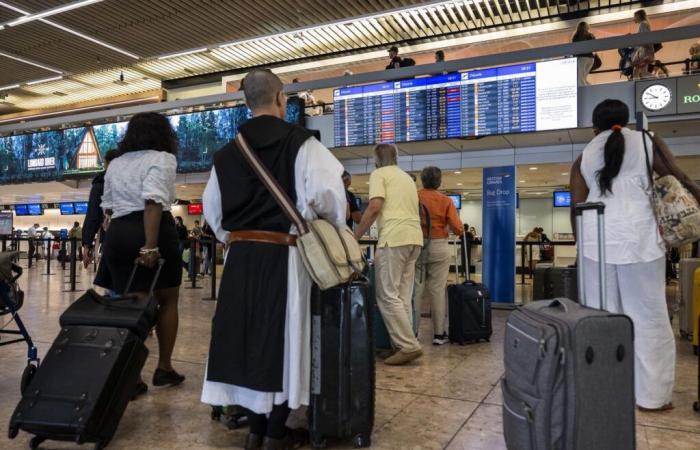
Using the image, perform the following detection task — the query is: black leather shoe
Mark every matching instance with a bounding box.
[152,368,185,387]
[261,429,308,450]
[244,433,264,450]
[130,382,148,400]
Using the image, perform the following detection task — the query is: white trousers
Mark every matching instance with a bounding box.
[583,257,674,408]
[578,56,594,86]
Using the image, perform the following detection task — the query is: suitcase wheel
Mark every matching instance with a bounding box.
[20,363,37,395]
[7,425,18,440]
[94,441,107,450]
[30,436,45,450]
[694,401,699,412]
[211,406,223,421]
[311,437,327,449]
[353,433,371,448]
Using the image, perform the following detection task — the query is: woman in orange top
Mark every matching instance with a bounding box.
[417,167,464,345]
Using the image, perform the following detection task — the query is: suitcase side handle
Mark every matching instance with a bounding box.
[545,298,569,313]
[575,202,607,310]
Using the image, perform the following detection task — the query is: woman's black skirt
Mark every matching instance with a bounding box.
[102,211,182,293]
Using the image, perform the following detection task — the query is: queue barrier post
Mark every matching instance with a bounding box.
[61,239,67,270]
[202,239,217,301]
[43,238,55,276]
[1,236,6,252]
[66,238,78,292]
[185,238,202,290]
[27,238,33,269]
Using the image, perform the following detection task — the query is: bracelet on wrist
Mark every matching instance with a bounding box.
[139,247,159,255]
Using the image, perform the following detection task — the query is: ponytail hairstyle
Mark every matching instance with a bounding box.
[592,99,630,195]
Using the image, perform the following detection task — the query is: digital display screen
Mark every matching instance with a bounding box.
[28,203,43,215]
[448,194,462,210]
[14,204,28,216]
[187,203,203,215]
[333,58,577,147]
[59,202,75,215]
[0,99,305,185]
[553,191,572,208]
[74,202,88,214]
[0,212,13,235]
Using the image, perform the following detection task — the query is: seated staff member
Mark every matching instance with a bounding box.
[416,167,463,345]
[101,112,185,396]
[201,69,346,450]
[355,144,424,365]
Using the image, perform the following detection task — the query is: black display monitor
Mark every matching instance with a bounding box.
[59,202,75,215]
[74,202,88,214]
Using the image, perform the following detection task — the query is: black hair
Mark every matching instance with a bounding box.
[73,222,79,227]
[118,112,178,156]
[592,99,630,195]
[435,50,445,61]
[104,149,121,164]
[342,170,350,178]
[175,216,183,224]
[421,166,442,189]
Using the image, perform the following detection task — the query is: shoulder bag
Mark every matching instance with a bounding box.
[642,130,700,247]
[235,133,365,290]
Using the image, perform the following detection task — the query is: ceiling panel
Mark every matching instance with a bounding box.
[0,56,55,86]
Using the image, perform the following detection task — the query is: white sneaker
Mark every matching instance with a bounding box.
[432,334,449,345]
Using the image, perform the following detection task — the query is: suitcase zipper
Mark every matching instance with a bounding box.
[506,322,546,359]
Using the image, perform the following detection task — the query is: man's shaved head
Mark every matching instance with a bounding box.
[243,69,285,112]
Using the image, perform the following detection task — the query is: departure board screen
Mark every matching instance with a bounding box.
[333,58,577,147]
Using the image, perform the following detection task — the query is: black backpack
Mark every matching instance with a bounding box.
[618,47,634,79]
[400,57,416,67]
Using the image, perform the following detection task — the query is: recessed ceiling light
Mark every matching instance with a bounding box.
[454,171,462,174]
[519,180,525,183]
[457,182,463,186]
[365,182,369,185]
[561,172,569,176]
[529,167,538,171]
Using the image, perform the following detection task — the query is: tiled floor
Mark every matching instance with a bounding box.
[0,262,699,449]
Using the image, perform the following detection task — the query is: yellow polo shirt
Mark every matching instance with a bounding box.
[369,165,423,248]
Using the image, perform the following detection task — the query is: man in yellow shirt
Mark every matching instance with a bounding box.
[355,144,424,365]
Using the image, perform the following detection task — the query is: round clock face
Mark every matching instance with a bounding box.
[641,84,672,111]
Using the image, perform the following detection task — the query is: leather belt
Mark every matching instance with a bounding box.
[229,230,297,247]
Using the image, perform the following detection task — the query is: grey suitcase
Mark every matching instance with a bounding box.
[679,258,700,340]
[503,203,635,450]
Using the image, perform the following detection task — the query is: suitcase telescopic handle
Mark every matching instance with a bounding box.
[123,258,166,298]
[574,202,607,311]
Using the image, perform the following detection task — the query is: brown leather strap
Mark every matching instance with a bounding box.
[229,230,297,247]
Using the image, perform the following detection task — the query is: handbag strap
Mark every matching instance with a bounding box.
[641,128,656,190]
[234,133,309,235]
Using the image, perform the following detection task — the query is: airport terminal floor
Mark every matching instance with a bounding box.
[1,265,699,450]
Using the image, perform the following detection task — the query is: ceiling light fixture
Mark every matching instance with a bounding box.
[0,95,161,124]
[2,0,104,28]
[0,1,139,59]
[457,182,463,186]
[529,167,538,171]
[26,76,63,85]
[158,47,208,60]
[454,171,462,174]
[0,84,20,91]
[519,180,525,183]
[561,172,569,176]
[0,50,62,74]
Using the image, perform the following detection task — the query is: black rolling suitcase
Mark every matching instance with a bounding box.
[503,203,635,450]
[309,280,374,449]
[59,260,164,340]
[448,236,492,344]
[532,265,578,302]
[8,326,148,450]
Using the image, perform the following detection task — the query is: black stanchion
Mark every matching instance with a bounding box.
[64,238,78,292]
[529,243,534,279]
[60,240,67,270]
[185,238,202,290]
[202,240,217,301]
[27,238,33,269]
[43,238,55,276]
[2,236,6,252]
[520,243,526,285]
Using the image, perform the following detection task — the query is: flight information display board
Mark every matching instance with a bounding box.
[333,58,577,147]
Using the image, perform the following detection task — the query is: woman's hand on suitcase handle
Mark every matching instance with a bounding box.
[138,247,160,268]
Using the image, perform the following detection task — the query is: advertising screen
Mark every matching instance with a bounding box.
[74,202,88,214]
[28,204,43,215]
[187,203,203,215]
[333,58,578,147]
[448,194,462,210]
[14,204,28,216]
[59,202,75,215]
[0,99,305,186]
[553,191,572,208]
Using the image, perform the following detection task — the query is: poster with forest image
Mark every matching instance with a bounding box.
[0,99,303,185]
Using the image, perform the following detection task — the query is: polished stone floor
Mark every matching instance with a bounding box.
[1,261,699,450]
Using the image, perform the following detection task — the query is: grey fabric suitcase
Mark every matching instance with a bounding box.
[503,203,635,450]
[679,258,700,339]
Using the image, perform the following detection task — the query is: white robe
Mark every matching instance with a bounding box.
[200,136,347,414]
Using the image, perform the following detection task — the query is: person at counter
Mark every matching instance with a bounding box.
[354,144,424,365]
[416,166,463,345]
[343,171,361,229]
[27,223,39,261]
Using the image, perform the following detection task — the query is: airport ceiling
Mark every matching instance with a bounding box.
[0,0,643,113]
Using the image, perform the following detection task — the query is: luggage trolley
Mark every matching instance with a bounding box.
[0,252,40,399]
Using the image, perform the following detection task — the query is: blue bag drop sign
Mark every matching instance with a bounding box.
[483,166,516,304]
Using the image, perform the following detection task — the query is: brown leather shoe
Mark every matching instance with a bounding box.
[244,433,263,450]
[384,348,423,365]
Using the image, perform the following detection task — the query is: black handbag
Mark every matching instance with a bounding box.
[653,42,663,52]
[591,53,603,71]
